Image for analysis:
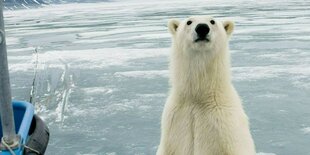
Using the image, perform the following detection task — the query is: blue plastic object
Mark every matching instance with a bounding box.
[0,101,34,155]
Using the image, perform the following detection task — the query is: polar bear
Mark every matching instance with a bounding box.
[156,16,256,155]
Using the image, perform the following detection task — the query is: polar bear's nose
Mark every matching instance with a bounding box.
[195,24,210,38]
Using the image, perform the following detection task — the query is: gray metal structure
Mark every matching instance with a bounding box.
[0,0,19,147]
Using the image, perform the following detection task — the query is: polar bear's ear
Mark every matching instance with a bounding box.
[168,19,180,35]
[223,20,234,36]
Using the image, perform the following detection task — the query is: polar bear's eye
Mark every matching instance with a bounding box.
[210,20,215,25]
[187,21,192,25]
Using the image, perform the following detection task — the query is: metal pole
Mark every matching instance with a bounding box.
[0,0,19,147]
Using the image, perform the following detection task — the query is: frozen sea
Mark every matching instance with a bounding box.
[3,0,310,154]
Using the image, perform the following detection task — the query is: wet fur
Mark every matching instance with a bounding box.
[157,16,256,155]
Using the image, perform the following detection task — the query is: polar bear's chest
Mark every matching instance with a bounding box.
[166,103,238,155]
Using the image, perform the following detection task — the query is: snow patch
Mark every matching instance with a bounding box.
[257,153,277,155]
[82,87,116,95]
[9,63,34,72]
[232,65,310,89]
[301,127,310,134]
[114,70,168,79]
[38,48,168,69]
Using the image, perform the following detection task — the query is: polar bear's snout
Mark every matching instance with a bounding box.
[195,23,210,42]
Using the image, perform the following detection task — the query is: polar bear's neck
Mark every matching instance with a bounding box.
[170,46,232,99]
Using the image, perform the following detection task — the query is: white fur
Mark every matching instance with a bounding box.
[157,16,256,155]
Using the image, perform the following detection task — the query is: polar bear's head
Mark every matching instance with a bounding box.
[168,16,234,55]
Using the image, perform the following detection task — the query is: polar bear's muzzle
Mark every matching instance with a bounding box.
[195,23,210,42]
